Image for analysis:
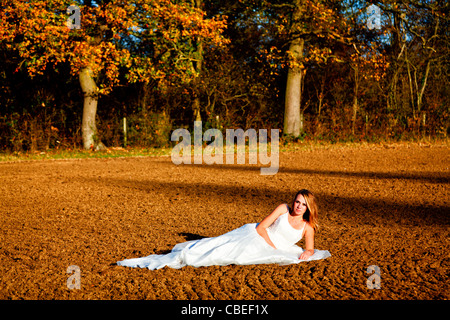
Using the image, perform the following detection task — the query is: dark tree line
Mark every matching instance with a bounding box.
[0,0,448,152]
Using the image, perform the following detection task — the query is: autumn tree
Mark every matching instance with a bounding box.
[377,0,448,129]
[179,0,282,129]
[334,0,390,135]
[254,0,353,137]
[0,0,227,150]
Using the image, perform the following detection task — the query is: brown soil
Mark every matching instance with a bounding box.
[0,143,448,300]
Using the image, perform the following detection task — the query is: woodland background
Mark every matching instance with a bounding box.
[0,0,448,152]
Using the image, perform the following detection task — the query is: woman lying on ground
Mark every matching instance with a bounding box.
[117,189,330,270]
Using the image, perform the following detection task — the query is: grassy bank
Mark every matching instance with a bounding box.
[0,136,448,163]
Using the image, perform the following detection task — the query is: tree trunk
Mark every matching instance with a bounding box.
[405,54,416,118]
[79,67,105,150]
[352,65,359,135]
[284,37,305,137]
[283,0,305,137]
[317,74,325,119]
[192,0,203,123]
[193,96,202,122]
[416,59,430,114]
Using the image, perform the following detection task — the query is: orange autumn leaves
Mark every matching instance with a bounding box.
[1,0,71,75]
[125,0,228,88]
[277,0,387,80]
[0,0,228,94]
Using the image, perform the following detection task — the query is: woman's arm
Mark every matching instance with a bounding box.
[299,224,314,260]
[256,204,287,249]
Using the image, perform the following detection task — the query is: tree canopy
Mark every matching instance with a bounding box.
[0,0,448,151]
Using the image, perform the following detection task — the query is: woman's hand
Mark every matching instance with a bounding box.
[299,249,314,260]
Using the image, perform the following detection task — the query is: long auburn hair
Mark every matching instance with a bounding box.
[289,189,319,231]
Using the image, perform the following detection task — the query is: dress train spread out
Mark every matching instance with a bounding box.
[117,211,331,270]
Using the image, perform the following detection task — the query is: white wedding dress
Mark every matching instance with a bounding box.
[117,210,331,270]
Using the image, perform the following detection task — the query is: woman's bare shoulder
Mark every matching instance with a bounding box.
[304,222,315,233]
[257,203,288,229]
[273,203,289,215]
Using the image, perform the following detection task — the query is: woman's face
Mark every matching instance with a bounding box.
[293,194,308,217]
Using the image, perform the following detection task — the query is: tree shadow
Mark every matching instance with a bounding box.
[184,163,450,184]
[81,175,449,227]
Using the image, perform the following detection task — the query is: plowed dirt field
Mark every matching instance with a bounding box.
[0,143,448,300]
